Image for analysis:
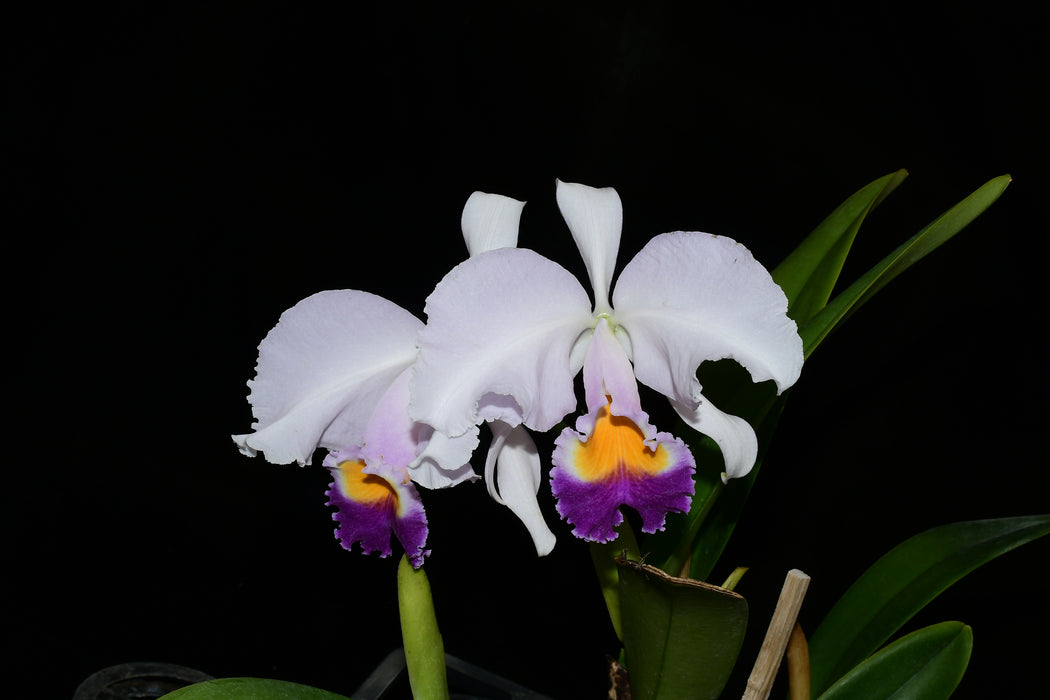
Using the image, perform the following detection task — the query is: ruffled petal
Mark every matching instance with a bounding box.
[412,247,593,437]
[613,232,803,407]
[324,450,429,568]
[233,290,423,466]
[671,395,759,481]
[462,191,525,257]
[556,180,623,314]
[485,421,557,556]
[551,402,695,543]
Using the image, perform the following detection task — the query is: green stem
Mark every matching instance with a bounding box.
[397,556,449,700]
[589,522,642,641]
[720,566,749,592]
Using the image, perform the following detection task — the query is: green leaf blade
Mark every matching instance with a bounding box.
[773,169,908,323]
[617,557,748,700]
[808,514,1050,696]
[801,174,1011,358]
[160,677,351,700]
[817,622,972,700]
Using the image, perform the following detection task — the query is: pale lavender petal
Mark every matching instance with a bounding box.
[233,290,422,466]
[576,317,653,444]
[556,180,623,314]
[412,248,593,437]
[672,395,759,481]
[360,368,417,470]
[613,232,803,408]
[485,421,556,556]
[462,191,525,257]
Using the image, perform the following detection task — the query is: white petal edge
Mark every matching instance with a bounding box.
[462,191,526,257]
[232,290,422,465]
[412,247,593,437]
[671,395,759,481]
[613,232,803,407]
[556,180,623,314]
[486,421,556,556]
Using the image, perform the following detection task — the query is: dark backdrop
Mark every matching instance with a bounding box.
[9,2,1048,698]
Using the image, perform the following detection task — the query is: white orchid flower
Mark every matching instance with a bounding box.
[412,180,803,543]
[232,289,476,569]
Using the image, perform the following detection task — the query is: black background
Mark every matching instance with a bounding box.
[8,2,1049,698]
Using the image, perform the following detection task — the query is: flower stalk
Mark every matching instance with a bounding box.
[397,555,449,700]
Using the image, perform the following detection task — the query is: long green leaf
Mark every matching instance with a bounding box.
[160,677,351,700]
[398,556,449,700]
[617,557,748,700]
[817,622,972,700]
[808,514,1050,695]
[801,175,1011,358]
[773,169,908,323]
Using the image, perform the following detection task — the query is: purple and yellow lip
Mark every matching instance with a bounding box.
[325,457,429,568]
[551,401,695,543]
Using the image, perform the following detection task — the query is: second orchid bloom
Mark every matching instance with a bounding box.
[413,180,803,546]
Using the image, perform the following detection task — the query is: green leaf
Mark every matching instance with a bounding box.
[801,174,1011,358]
[159,677,351,700]
[817,622,972,700]
[398,556,449,700]
[773,169,908,323]
[808,514,1050,696]
[617,557,748,700]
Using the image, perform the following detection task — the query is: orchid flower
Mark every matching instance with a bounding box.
[232,289,477,568]
[412,180,803,543]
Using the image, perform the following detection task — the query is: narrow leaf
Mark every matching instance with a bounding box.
[617,557,748,700]
[808,514,1050,695]
[801,175,1011,358]
[773,169,908,323]
[817,622,972,700]
[159,677,351,700]
[398,556,449,700]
